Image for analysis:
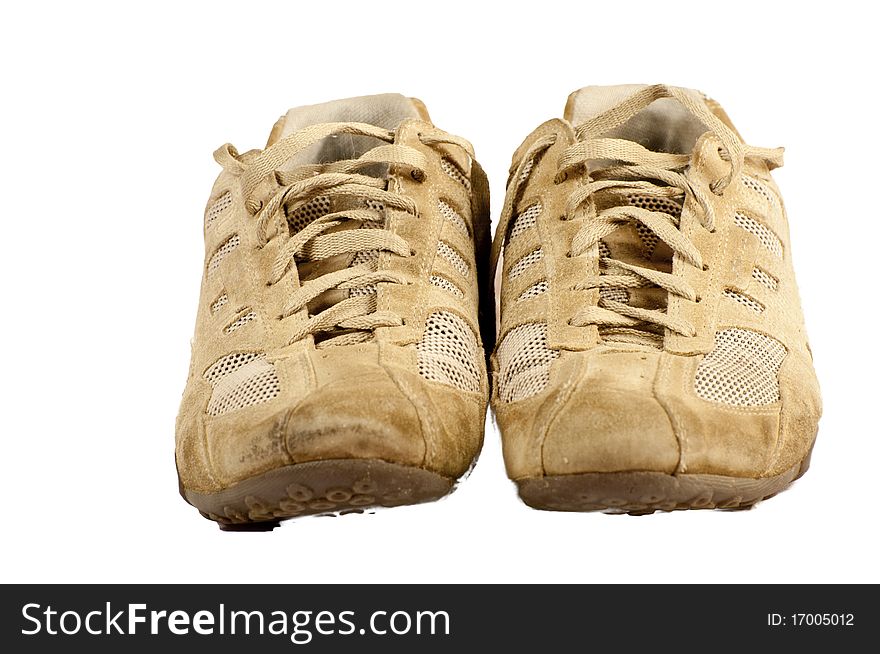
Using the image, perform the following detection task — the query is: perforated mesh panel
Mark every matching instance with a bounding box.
[518,281,548,301]
[742,175,779,208]
[438,200,469,234]
[437,241,469,277]
[440,158,471,190]
[207,358,281,416]
[509,249,543,279]
[752,268,778,291]
[509,203,541,241]
[351,249,379,267]
[210,293,228,313]
[734,212,783,258]
[600,287,629,303]
[205,191,233,230]
[634,223,659,254]
[430,275,464,298]
[289,196,331,233]
[627,193,682,215]
[416,312,480,392]
[363,198,385,213]
[208,234,240,276]
[724,289,764,313]
[496,323,559,403]
[348,284,378,297]
[204,352,265,385]
[625,194,682,255]
[225,310,257,333]
[518,158,536,184]
[694,328,787,406]
[349,247,379,298]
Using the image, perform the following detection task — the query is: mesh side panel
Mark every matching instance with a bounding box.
[207,358,281,416]
[518,280,548,301]
[438,200,469,234]
[210,293,228,313]
[752,268,779,291]
[204,352,265,385]
[509,203,541,241]
[430,275,464,298]
[437,241,469,277]
[225,310,257,333]
[440,158,471,190]
[734,212,783,258]
[496,323,559,403]
[207,234,240,276]
[742,175,780,208]
[509,248,543,279]
[289,196,331,233]
[724,289,764,313]
[694,328,787,406]
[416,312,480,392]
[598,240,611,259]
[205,191,233,230]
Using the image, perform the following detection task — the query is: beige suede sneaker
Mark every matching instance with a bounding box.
[177,94,492,530]
[491,85,820,513]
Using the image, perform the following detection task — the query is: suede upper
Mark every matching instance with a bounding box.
[491,85,821,481]
[177,95,491,494]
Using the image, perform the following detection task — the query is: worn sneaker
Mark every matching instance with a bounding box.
[491,84,820,513]
[177,94,492,529]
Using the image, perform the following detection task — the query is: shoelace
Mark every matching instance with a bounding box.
[492,84,784,339]
[216,122,474,347]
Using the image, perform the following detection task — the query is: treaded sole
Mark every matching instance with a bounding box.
[185,459,455,531]
[517,450,812,515]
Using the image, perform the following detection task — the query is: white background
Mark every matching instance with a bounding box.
[2,0,877,583]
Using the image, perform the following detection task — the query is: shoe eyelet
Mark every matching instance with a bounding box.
[410,169,425,182]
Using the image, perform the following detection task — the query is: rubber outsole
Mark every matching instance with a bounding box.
[185,459,455,531]
[517,450,812,515]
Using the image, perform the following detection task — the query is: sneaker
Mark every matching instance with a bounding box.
[177,94,492,529]
[491,84,821,513]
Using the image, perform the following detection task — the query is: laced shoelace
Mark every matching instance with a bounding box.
[492,84,784,340]
[215,121,474,347]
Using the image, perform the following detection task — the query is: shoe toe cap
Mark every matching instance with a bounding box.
[542,387,680,475]
[284,369,427,467]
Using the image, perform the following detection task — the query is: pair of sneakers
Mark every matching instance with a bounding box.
[176,85,821,530]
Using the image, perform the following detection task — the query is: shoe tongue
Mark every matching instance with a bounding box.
[564,84,708,155]
[270,93,423,165]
